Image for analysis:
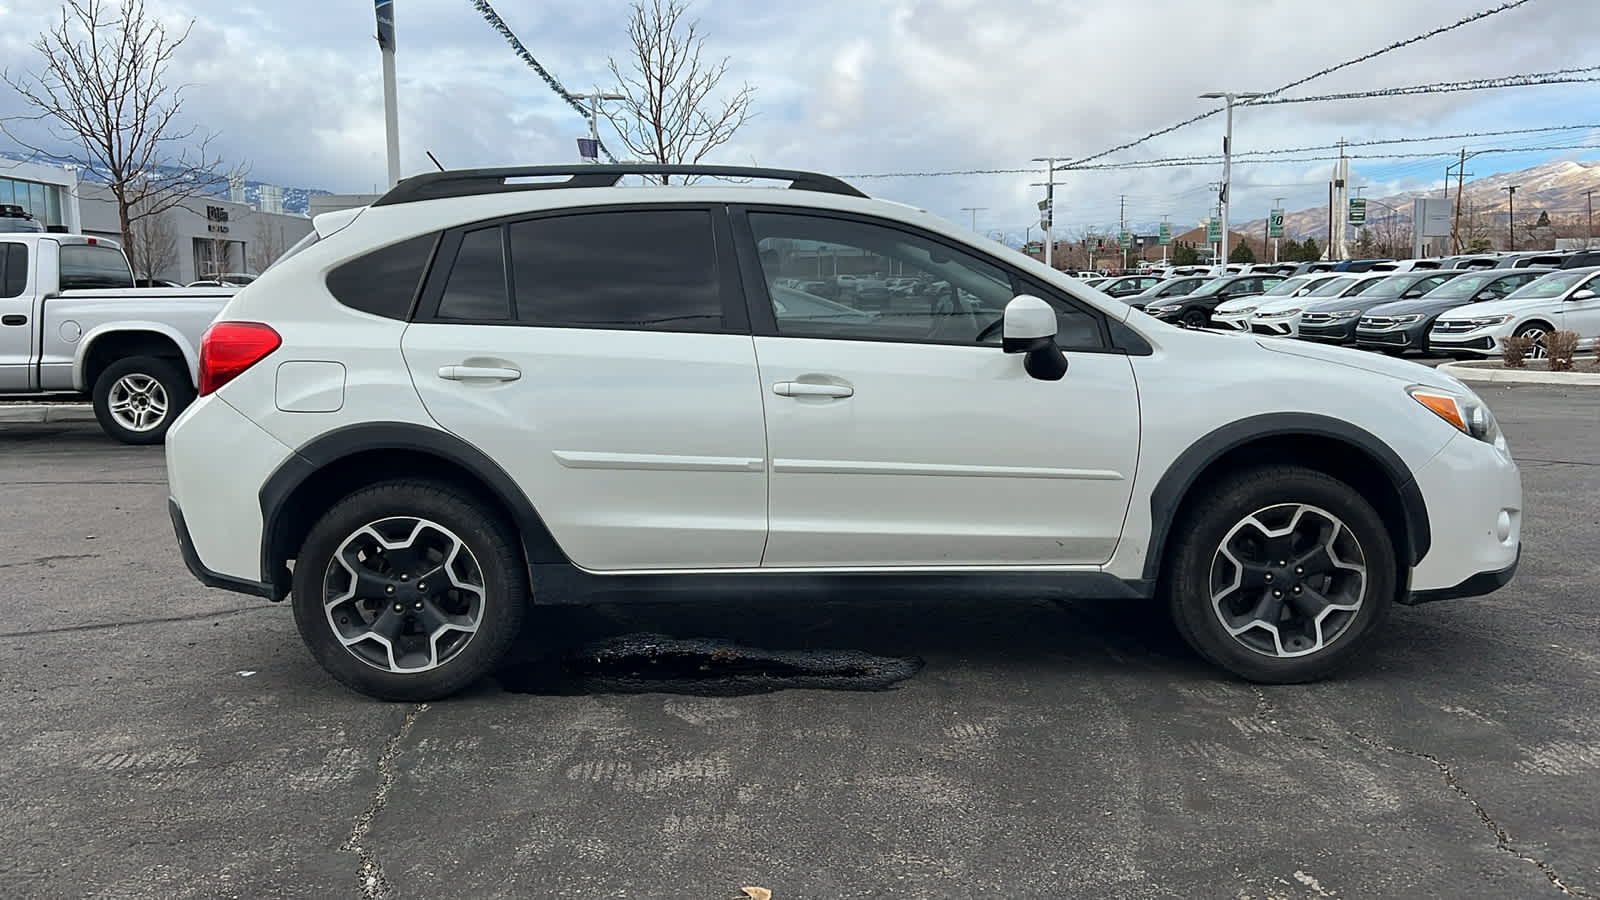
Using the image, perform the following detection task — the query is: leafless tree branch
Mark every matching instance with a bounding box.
[601,0,756,184]
[0,0,245,251]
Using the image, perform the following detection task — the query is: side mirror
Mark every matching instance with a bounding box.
[1571,289,1597,301]
[1474,291,1496,301]
[1002,295,1067,381]
[1401,289,1424,299]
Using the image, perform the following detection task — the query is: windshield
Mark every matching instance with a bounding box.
[1189,278,1233,298]
[1260,276,1310,297]
[1354,276,1424,300]
[1344,277,1389,297]
[1423,273,1494,299]
[1305,276,1357,297]
[1504,270,1593,300]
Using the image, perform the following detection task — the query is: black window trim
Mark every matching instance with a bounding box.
[412,203,748,335]
[729,203,1122,354]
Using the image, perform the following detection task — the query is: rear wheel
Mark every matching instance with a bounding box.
[1163,465,1394,683]
[92,356,193,445]
[291,481,527,701]
[1181,308,1209,329]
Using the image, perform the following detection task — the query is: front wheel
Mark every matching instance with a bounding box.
[1181,308,1210,329]
[291,481,527,701]
[1163,465,1395,683]
[1515,324,1550,359]
[92,356,194,444]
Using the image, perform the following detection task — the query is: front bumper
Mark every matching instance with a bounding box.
[1427,333,1498,356]
[1298,319,1361,343]
[1213,312,1253,332]
[1405,430,1522,597]
[1408,546,1520,604]
[1251,315,1300,337]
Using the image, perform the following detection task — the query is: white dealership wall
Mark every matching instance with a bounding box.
[0,160,83,232]
[76,183,313,283]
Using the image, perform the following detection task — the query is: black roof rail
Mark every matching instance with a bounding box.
[371,164,868,207]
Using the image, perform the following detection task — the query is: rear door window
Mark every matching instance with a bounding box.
[58,244,134,289]
[1,243,25,298]
[436,227,511,321]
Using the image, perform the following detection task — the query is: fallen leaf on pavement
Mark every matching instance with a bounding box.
[741,888,772,900]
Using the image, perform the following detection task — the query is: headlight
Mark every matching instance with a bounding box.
[1230,306,1258,315]
[1390,314,1422,324]
[1327,310,1361,320]
[1408,386,1503,446]
[1467,315,1512,327]
[1147,304,1181,313]
[1257,308,1300,318]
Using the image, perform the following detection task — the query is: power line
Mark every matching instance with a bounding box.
[1245,65,1600,106]
[1059,0,1544,169]
[468,0,619,162]
[1064,143,1600,172]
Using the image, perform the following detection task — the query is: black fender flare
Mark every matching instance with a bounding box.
[1140,412,1432,583]
[257,422,569,597]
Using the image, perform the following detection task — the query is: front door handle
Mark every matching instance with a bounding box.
[773,381,853,399]
[1,315,25,326]
[438,365,522,382]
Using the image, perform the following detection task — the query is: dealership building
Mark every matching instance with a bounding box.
[2,159,313,283]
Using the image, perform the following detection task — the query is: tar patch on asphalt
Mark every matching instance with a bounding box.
[496,632,923,697]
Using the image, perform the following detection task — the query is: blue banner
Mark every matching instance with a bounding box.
[375,0,395,51]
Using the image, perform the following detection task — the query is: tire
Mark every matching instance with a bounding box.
[1181,308,1209,329]
[91,356,194,445]
[1162,464,1395,684]
[1515,322,1553,359]
[291,480,527,701]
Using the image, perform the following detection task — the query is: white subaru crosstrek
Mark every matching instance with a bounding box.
[165,165,1523,701]
[1430,267,1600,358]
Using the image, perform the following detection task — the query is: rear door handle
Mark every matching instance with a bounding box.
[438,365,522,382]
[773,381,853,399]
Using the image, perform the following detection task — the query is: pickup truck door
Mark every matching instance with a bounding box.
[0,241,36,391]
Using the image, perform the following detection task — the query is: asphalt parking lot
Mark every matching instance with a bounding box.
[3,385,1598,900]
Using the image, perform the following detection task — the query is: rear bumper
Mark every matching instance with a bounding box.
[169,499,273,598]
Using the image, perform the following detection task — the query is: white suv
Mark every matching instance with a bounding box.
[164,165,1523,700]
[1430,267,1600,358]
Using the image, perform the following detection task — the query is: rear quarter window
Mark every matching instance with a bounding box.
[58,244,134,289]
[325,233,440,320]
[2,243,26,298]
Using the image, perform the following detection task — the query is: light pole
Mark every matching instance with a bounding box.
[565,92,625,163]
[1199,91,1263,267]
[960,207,988,232]
[1586,189,1595,247]
[1030,157,1058,269]
[375,0,400,187]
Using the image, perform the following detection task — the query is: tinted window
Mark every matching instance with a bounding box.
[509,210,723,330]
[58,244,133,289]
[2,243,25,298]
[749,211,1103,349]
[437,226,510,321]
[326,233,436,320]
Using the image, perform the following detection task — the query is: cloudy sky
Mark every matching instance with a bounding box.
[2,0,1596,241]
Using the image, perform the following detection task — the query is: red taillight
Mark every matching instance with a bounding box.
[198,321,281,396]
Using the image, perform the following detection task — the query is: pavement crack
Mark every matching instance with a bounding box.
[1250,687,1588,897]
[0,605,274,639]
[1347,731,1592,898]
[343,703,428,900]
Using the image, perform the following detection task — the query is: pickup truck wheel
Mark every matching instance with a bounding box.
[291,481,527,701]
[92,356,194,445]
[1163,465,1394,684]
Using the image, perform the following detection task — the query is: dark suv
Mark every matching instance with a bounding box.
[1355,269,1550,354]
[1297,271,1463,345]
[1143,274,1283,328]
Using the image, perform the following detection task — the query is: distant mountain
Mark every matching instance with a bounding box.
[1239,159,1600,241]
[0,149,328,216]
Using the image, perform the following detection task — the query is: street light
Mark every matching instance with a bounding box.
[1199,91,1263,266]
[960,207,988,232]
[565,92,625,163]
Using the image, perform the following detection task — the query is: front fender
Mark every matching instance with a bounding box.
[72,322,200,391]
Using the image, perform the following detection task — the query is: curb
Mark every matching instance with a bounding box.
[0,404,98,424]
[1439,362,1600,386]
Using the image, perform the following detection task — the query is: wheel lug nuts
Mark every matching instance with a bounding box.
[414,601,423,610]
[385,585,395,594]
[1295,566,1304,575]
[1264,573,1273,582]
[393,603,403,612]
[1273,590,1283,598]
[1293,586,1302,594]
[417,582,427,592]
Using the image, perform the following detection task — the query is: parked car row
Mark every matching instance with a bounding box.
[1091,255,1600,359]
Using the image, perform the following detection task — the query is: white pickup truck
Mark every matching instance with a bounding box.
[0,233,236,443]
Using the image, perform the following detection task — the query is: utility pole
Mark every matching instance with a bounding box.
[565,92,625,163]
[1161,214,1170,265]
[960,207,987,232]
[1504,186,1518,251]
[1030,158,1058,269]
[375,0,401,187]
[1199,91,1263,269]
[1449,149,1476,254]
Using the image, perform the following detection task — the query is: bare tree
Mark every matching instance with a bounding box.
[602,0,755,184]
[249,219,287,274]
[2,0,243,253]
[1460,200,1494,252]
[126,204,177,282]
